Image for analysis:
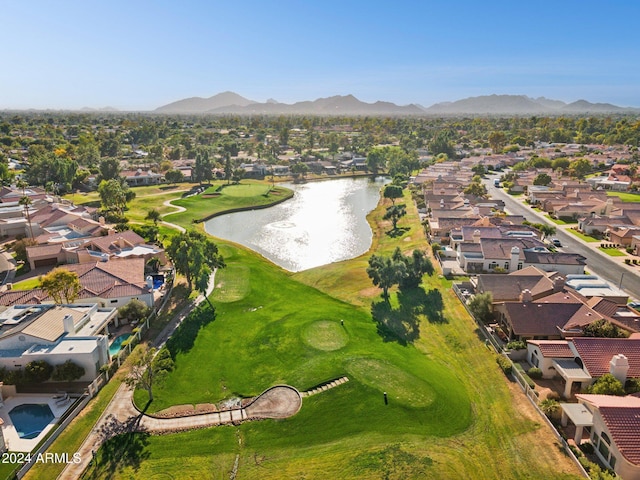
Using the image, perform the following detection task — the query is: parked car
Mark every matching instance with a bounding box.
[551,238,562,247]
[628,301,640,310]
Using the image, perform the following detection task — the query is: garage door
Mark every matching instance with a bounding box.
[34,257,58,267]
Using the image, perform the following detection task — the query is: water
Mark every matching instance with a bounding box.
[109,333,132,356]
[204,177,389,272]
[8,404,54,439]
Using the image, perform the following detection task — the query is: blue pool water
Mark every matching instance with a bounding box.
[8,404,54,439]
[109,333,132,356]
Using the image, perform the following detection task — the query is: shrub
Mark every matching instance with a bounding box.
[625,259,631,265]
[528,367,543,379]
[496,355,512,375]
[539,398,560,417]
[625,378,640,394]
[506,340,527,350]
[24,360,53,383]
[579,443,594,455]
[52,360,85,382]
[118,299,151,323]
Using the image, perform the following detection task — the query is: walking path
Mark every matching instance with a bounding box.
[160,198,186,233]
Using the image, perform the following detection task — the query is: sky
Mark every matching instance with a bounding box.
[1,0,639,110]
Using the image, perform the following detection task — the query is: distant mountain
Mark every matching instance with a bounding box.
[154,92,638,116]
[423,94,634,115]
[156,92,424,115]
[80,106,120,112]
[155,91,256,113]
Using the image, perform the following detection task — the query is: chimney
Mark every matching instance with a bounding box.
[609,354,629,384]
[63,314,75,335]
[510,246,520,273]
[118,236,125,248]
[440,199,445,208]
[146,275,154,289]
[552,276,565,293]
[99,216,105,226]
[520,289,533,303]
[604,198,614,215]
[472,229,481,244]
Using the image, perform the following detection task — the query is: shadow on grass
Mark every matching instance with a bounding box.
[166,302,216,359]
[371,287,447,345]
[385,227,410,238]
[87,414,150,478]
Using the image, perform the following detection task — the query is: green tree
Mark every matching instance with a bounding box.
[98,178,135,215]
[383,184,404,205]
[24,360,53,383]
[19,195,34,239]
[97,158,121,182]
[467,292,493,323]
[383,204,406,230]
[41,268,82,304]
[569,158,592,179]
[366,254,406,301]
[166,230,225,290]
[145,208,161,226]
[392,247,434,290]
[52,360,85,381]
[463,181,487,198]
[366,148,386,174]
[587,373,625,396]
[429,130,456,158]
[194,149,213,185]
[125,344,157,402]
[164,169,184,184]
[118,299,151,323]
[488,131,507,152]
[533,173,552,186]
[195,265,214,309]
[583,319,628,338]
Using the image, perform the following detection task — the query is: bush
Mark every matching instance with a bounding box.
[579,443,594,455]
[118,299,151,323]
[539,398,560,418]
[506,340,527,350]
[625,378,640,394]
[24,360,53,383]
[52,360,85,381]
[496,355,512,375]
[528,367,543,379]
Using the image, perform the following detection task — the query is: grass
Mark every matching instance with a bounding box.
[607,191,640,202]
[598,247,627,257]
[88,189,581,480]
[12,276,41,290]
[566,228,601,243]
[545,214,576,225]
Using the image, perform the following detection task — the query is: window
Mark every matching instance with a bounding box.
[601,432,611,445]
[504,262,510,270]
[517,263,523,270]
[609,455,616,469]
[110,299,118,304]
[598,437,609,458]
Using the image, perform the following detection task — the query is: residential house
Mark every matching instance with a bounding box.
[562,394,640,479]
[609,226,640,247]
[0,303,117,381]
[474,266,564,302]
[0,258,155,308]
[564,274,629,305]
[121,169,163,186]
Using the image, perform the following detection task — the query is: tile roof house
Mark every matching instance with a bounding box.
[562,394,640,479]
[475,266,564,302]
[121,169,163,186]
[0,258,154,308]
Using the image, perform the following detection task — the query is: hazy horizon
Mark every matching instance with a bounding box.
[2,1,639,110]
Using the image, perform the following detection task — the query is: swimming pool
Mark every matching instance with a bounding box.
[8,404,54,439]
[109,333,132,356]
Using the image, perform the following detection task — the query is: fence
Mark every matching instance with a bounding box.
[453,284,589,478]
[13,394,91,479]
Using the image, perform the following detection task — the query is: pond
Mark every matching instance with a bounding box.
[204,176,389,272]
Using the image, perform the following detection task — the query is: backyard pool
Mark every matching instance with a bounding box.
[8,404,54,439]
[109,333,132,356]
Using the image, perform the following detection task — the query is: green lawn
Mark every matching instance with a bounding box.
[598,247,627,257]
[607,191,640,202]
[545,214,576,225]
[84,190,581,480]
[566,228,601,243]
[12,277,41,290]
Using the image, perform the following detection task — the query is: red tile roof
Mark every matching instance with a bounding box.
[528,340,574,358]
[571,337,640,378]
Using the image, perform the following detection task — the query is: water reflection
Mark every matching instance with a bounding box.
[204,177,389,272]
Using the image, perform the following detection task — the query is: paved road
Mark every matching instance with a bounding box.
[484,175,640,300]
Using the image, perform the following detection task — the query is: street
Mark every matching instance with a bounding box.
[484,174,640,301]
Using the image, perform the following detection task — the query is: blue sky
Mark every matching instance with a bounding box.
[1,1,639,110]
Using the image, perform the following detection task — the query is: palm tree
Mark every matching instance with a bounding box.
[145,209,161,225]
[19,195,34,239]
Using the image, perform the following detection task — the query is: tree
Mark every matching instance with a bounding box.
[98,178,135,215]
[392,247,434,289]
[118,299,151,323]
[569,158,592,179]
[97,158,121,182]
[194,149,213,184]
[586,373,625,396]
[52,360,85,381]
[533,173,552,186]
[467,292,494,323]
[164,169,184,185]
[366,148,386,174]
[366,254,405,301]
[488,131,507,153]
[13,237,37,264]
[383,184,404,205]
[463,181,487,198]
[529,222,556,240]
[24,360,53,383]
[166,230,225,290]
[195,264,213,309]
[583,319,628,338]
[224,153,233,184]
[145,209,161,226]
[19,195,34,239]
[429,130,456,158]
[125,344,157,402]
[383,204,406,230]
[41,268,82,304]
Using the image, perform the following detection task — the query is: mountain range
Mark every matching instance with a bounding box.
[154,92,639,116]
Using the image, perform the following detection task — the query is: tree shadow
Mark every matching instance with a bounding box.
[371,286,448,345]
[166,302,216,359]
[385,227,410,238]
[89,414,150,478]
